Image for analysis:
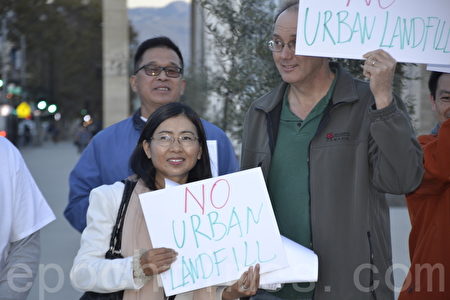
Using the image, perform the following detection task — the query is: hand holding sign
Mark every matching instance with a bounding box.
[222,264,260,300]
[140,248,178,276]
[362,49,397,109]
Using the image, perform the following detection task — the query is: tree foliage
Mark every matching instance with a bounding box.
[1,0,137,126]
[1,0,104,122]
[198,0,280,141]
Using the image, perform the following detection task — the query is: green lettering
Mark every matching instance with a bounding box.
[207,211,227,241]
[191,214,211,248]
[227,207,243,237]
[388,16,402,49]
[422,17,439,51]
[337,10,352,43]
[303,7,320,46]
[379,11,393,48]
[246,203,264,234]
[412,17,425,48]
[172,220,186,249]
[323,10,336,44]
[213,248,227,277]
[196,253,214,279]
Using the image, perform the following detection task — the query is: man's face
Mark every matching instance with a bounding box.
[130,47,186,118]
[431,73,450,124]
[272,9,328,85]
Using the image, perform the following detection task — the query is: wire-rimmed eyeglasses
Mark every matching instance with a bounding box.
[267,39,296,52]
[150,133,199,147]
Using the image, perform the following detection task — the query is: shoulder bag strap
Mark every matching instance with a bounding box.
[106,179,137,257]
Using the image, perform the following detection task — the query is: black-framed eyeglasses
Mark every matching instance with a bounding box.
[267,39,296,52]
[150,133,199,147]
[134,64,183,78]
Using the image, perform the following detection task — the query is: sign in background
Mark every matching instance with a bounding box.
[139,168,287,296]
[427,64,450,72]
[296,0,450,65]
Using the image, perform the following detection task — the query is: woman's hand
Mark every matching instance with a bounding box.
[222,264,260,300]
[140,248,178,276]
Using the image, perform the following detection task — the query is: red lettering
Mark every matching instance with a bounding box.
[184,185,205,214]
[346,0,395,9]
[184,179,231,214]
[210,179,230,210]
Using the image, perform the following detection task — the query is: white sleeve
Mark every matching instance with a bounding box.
[9,140,55,242]
[70,182,144,293]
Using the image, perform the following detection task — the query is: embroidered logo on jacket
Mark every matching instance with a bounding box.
[326,132,351,142]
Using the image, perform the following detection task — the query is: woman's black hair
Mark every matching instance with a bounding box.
[130,102,212,190]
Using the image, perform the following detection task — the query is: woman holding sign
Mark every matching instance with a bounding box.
[71,102,259,300]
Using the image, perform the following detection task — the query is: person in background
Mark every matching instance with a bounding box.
[240,2,423,299]
[71,102,259,300]
[0,137,55,299]
[399,71,450,300]
[74,121,93,153]
[65,36,238,233]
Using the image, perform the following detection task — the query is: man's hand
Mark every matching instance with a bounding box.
[363,49,397,109]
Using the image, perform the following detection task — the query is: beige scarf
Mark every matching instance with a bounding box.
[122,179,216,300]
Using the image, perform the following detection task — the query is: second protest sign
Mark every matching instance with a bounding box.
[139,167,287,296]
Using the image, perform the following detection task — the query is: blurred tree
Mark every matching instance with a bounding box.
[0,0,137,125]
[197,0,280,141]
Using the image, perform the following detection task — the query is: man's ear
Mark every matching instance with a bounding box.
[429,94,437,113]
[130,75,138,93]
[180,79,187,96]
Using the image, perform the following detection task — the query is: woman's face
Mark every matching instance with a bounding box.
[143,114,202,187]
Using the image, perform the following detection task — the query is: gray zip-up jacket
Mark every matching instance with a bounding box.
[241,64,423,300]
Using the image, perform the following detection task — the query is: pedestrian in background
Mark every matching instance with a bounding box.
[71,102,259,300]
[0,136,55,299]
[65,36,238,233]
[399,71,450,300]
[74,121,93,153]
[240,2,423,299]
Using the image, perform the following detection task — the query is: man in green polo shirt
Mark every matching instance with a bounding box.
[241,2,423,300]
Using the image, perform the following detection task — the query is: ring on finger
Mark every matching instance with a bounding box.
[240,284,249,290]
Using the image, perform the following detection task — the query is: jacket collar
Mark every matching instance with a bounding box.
[132,108,146,132]
[255,62,360,113]
[431,123,440,135]
[329,62,360,105]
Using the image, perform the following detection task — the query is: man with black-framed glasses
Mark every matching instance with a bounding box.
[399,71,450,300]
[65,36,239,233]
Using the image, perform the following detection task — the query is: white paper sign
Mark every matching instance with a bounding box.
[206,140,218,177]
[296,0,450,64]
[260,236,318,285]
[139,168,288,296]
[427,64,450,73]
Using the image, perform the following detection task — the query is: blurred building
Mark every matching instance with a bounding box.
[0,11,26,144]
